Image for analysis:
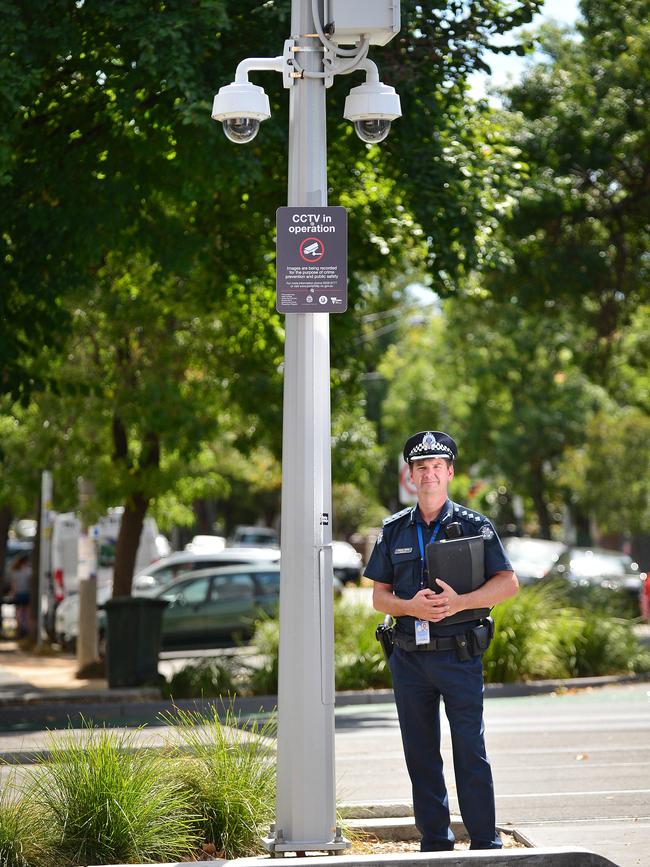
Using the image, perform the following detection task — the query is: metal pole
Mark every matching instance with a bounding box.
[36,470,53,650]
[269,0,345,853]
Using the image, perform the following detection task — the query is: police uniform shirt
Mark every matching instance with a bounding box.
[364,499,512,638]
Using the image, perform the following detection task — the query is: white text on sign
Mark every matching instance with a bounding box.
[289,213,335,234]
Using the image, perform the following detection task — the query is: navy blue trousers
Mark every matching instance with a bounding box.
[389,645,501,851]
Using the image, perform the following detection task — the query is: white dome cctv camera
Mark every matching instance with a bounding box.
[344,80,401,143]
[211,81,271,144]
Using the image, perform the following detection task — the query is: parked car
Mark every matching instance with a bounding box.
[54,546,280,651]
[228,526,279,548]
[153,564,282,648]
[545,546,646,607]
[331,540,364,585]
[131,547,281,595]
[502,537,566,586]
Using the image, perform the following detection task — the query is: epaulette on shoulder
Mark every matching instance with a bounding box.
[453,502,486,526]
[382,506,412,526]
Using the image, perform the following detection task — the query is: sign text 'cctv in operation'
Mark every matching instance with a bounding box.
[276,206,348,313]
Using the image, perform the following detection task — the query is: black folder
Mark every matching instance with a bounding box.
[425,535,490,624]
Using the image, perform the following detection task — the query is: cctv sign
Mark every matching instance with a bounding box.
[276,206,347,313]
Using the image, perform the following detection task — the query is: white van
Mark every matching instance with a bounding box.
[51,512,81,601]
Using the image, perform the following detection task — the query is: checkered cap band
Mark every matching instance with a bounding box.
[408,440,454,461]
[403,430,458,463]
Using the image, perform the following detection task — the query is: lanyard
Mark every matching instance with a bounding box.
[416,520,441,588]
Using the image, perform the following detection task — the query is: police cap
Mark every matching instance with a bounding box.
[403,430,458,464]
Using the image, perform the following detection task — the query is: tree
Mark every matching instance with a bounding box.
[0,0,551,587]
[485,1,650,381]
[1,0,546,399]
[378,292,600,535]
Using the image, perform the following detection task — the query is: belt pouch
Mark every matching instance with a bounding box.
[454,634,472,661]
[469,620,493,655]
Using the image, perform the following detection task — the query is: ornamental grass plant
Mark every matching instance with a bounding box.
[162,707,277,858]
[0,778,45,867]
[28,724,200,866]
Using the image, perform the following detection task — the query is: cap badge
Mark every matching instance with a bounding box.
[422,431,437,449]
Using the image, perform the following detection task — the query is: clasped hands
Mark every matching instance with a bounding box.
[409,580,462,622]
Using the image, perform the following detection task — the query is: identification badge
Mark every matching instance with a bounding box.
[415,619,430,645]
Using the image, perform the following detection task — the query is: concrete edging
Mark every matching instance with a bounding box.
[225,848,618,866]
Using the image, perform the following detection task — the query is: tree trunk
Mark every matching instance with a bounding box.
[111,429,160,598]
[193,498,212,535]
[112,492,149,597]
[0,505,12,586]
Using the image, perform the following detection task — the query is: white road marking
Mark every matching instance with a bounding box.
[497,788,650,799]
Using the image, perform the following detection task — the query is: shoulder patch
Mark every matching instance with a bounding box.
[382,506,412,526]
[479,523,494,540]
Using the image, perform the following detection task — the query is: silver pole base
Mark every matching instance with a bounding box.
[262,825,351,856]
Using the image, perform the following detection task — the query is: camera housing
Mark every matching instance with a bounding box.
[344,80,401,143]
[211,81,271,144]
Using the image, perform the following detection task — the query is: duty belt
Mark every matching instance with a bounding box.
[393,633,471,653]
[392,617,493,659]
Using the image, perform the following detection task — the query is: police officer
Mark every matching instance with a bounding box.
[365,430,518,851]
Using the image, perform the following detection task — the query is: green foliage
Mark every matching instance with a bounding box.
[332,483,387,539]
[561,580,642,622]
[484,582,650,683]
[0,779,45,867]
[163,708,276,858]
[333,601,391,691]
[378,296,599,533]
[246,616,280,696]
[29,725,199,866]
[484,583,572,682]
[166,583,649,697]
[163,657,242,700]
[559,406,650,536]
[490,1,650,368]
[555,607,650,677]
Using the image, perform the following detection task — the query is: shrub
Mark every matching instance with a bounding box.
[247,616,280,695]
[484,581,650,683]
[163,657,242,699]
[557,608,650,677]
[244,600,391,694]
[29,724,200,866]
[484,582,575,683]
[163,707,276,858]
[561,582,640,620]
[334,601,391,690]
[170,584,650,696]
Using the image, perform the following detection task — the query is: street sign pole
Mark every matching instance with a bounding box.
[270,0,344,853]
